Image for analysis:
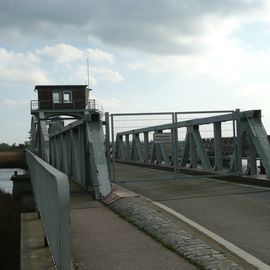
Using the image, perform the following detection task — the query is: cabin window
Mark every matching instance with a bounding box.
[52,91,61,103]
[63,91,72,103]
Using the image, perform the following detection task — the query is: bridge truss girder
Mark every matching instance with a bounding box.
[50,113,111,199]
[30,112,50,161]
[114,110,270,178]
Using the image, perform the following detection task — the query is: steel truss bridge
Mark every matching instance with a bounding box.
[27,107,270,269]
[30,109,270,195]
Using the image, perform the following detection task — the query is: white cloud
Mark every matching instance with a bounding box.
[236,83,270,98]
[37,44,115,65]
[85,48,114,63]
[37,44,83,64]
[127,60,146,70]
[0,44,123,86]
[93,97,122,111]
[123,30,270,86]
[73,65,98,86]
[94,67,124,83]
[4,99,28,107]
[0,48,50,85]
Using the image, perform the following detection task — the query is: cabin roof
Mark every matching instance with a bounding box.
[34,85,88,91]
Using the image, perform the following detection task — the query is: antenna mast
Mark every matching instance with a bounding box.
[87,58,90,89]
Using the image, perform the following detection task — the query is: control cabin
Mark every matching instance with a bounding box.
[34,85,89,111]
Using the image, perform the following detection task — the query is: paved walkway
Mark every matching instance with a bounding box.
[21,213,54,270]
[70,184,198,270]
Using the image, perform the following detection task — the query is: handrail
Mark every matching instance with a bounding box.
[30,99,102,112]
[26,150,70,270]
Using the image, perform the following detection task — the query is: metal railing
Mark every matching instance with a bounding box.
[31,99,103,113]
[26,150,70,270]
[111,110,270,178]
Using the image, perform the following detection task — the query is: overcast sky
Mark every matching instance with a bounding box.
[1,0,270,143]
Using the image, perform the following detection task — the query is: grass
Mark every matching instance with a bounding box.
[0,189,21,270]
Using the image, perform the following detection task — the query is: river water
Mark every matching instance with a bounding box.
[0,168,25,193]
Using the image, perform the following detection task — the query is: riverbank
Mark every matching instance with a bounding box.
[0,189,21,270]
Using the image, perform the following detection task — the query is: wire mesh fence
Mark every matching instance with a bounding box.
[105,110,239,182]
[109,112,175,182]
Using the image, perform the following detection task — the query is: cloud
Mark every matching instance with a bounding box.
[93,97,122,111]
[0,48,50,85]
[93,67,124,83]
[73,64,98,86]
[124,31,270,85]
[34,44,122,83]
[127,61,146,70]
[236,83,270,97]
[0,1,268,55]
[0,44,123,86]
[37,44,114,64]
[85,48,115,63]
[4,99,28,107]
[37,44,83,64]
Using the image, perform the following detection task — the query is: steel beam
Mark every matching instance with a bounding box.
[191,125,211,170]
[134,134,144,162]
[159,143,170,165]
[144,132,149,162]
[86,119,111,197]
[49,113,111,199]
[244,116,270,176]
[125,135,130,161]
[116,135,126,160]
[247,133,257,175]
[214,122,223,171]
[180,131,190,167]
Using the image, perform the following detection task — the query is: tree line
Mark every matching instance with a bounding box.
[0,143,26,151]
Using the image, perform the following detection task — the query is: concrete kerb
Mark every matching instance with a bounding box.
[103,184,268,270]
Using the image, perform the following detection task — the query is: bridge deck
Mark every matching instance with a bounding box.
[69,181,198,270]
[114,163,270,266]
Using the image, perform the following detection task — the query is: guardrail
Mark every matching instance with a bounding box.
[26,150,70,270]
[30,98,103,113]
[112,110,270,177]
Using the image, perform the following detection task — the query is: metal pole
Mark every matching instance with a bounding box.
[232,111,237,175]
[172,113,179,180]
[110,114,116,182]
[235,109,242,175]
[105,112,112,181]
[233,109,242,175]
[175,113,180,177]
[213,122,223,171]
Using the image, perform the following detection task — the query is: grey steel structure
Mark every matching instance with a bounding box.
[49,113,111,199]
[30,85,111,199]
[111,110,270,178]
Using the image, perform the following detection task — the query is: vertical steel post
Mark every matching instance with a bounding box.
[125,134,130,161]
[105,112,112,181]
[248,134,257,175]
[189,127,197,168]
[155,131,162,164]
[144,132,149,162]
[172,113,179,179]
[235,109,242,175]
[214,122,223,171]
[110,114,116,182]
